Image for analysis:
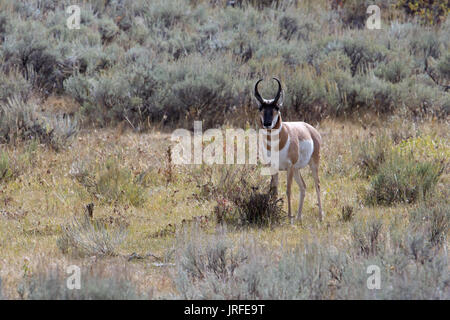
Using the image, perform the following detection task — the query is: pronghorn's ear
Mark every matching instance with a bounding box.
[254,96,263,109]
[275,90,283,109]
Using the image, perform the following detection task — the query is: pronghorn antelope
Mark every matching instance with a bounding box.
[255,78,323,222]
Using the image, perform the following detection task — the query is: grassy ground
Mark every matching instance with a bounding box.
[0,115,448,299]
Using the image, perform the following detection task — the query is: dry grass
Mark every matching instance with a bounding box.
[0,116,448,299]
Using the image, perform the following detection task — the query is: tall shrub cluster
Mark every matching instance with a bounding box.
[0,0,448,129]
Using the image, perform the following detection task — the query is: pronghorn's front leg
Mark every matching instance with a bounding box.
[310,161,323,221]
[293,169,306,221]
[286,166,294,223]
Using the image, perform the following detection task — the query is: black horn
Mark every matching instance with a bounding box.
[273,77,282,104]
[254,79,264,104]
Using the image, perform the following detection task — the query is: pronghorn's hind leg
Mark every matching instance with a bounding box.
[293,169,306,222]
[310,161,323,221]
[286,167,294,224]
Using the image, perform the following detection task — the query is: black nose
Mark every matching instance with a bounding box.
[263,122,271,127]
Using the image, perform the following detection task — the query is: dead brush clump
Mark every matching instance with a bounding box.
[95,159,147,206]
[57,206,127,258]
[175,228,246,282]
[340,205,354,222]
[354,133,392,178]
[408,201,449,250]
[0,142,40,184]
[351,216,384,257]
[204,166,284,228]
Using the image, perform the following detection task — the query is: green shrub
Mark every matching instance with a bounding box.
[399,81,445,116]
[155,55,243,128]
[341,36,386,76]
[70,157,147,206]
[409,31,441,59]
[74,45,120,75]
[233,0,283,10]
[1,20,65,94]
[96,160,147,206]
[394,134,449,163]
[278,12,318,41]
[437,52,450,80]
[409,204,449,247]
[65,69,146,127]
[63,73,92,105]
[350,75,398,113]
[284,70,325,121]
[98,18,120,44]
[365,153,444,205]
[145,0,194,30]
[0,97,78,150]
[0,12,10,43]
[375,58,411,83]
[0,70,32,103]
[0,151,14,183]
[358,132,447,206]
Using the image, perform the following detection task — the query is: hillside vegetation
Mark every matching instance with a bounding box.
[0,0,448,130]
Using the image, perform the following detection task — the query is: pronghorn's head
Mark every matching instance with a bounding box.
[254,78,283,129]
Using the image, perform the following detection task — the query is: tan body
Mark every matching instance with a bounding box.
[262,113,323,222]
